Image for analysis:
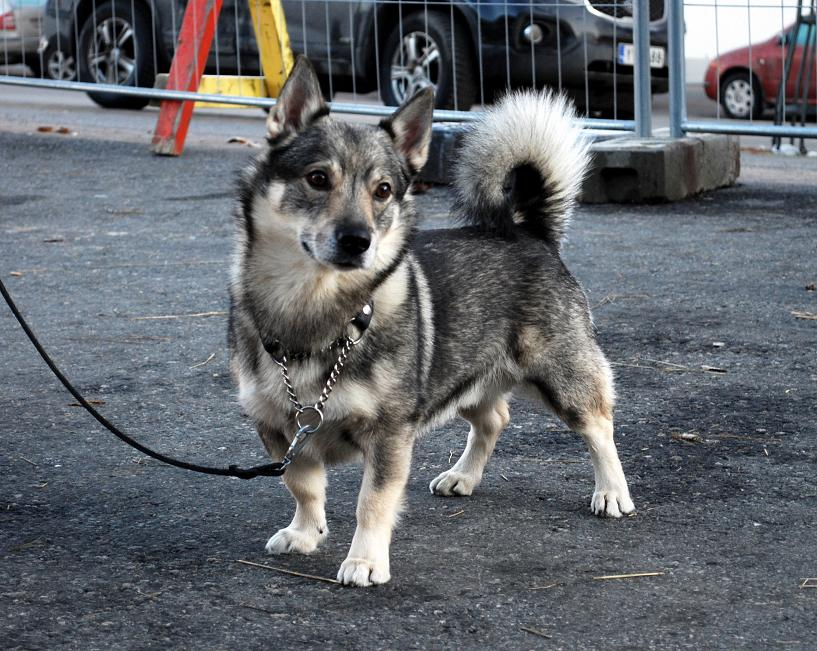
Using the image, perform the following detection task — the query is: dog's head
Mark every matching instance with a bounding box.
[239,56,433,276]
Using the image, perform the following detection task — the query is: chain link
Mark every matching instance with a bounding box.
[273,336,355,426]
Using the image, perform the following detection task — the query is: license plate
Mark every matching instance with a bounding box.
[617,43,666,68]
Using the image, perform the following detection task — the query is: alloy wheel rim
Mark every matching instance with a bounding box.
[389,30,440,104]
[724,79,754,118]
[87,16,136,84]
[48,49,76,81]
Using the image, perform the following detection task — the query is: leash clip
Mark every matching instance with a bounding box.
[275,423,318,474]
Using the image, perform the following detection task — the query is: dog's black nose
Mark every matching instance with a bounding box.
[335,225,371,256]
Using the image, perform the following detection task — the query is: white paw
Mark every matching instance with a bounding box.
[591,488,636,518]
[337,557,390,587]
[265,526,327,555]
[429,469,479,496]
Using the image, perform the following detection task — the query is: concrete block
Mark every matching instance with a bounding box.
[581,134,740,203]
[420,127,740,203]
[422,124,464,185]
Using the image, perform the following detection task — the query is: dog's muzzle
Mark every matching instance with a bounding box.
[335,224,371,257]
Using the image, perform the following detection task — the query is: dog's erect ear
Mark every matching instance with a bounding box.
[380,88,434,175]
[267,56,328,142]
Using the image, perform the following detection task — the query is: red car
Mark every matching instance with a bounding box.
[704,23,816,119]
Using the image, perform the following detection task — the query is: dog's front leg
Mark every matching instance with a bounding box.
[338,437,412,587]
[265,455,328,555]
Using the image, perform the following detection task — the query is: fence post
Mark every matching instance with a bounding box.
[668,0,687,138]
[634,0,653,137]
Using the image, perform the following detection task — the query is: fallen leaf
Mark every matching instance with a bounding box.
[227,136,261,148]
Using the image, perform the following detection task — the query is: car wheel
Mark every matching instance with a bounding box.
[77,1,155,109]
[720,71,762,120]
[43,44,77,81]
[379,11,476,111]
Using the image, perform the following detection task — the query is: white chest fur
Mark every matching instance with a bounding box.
[237,348,383,438]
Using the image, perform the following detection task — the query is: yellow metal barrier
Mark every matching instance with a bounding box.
[153,0,293,110]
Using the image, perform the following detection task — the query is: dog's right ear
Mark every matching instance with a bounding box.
[380,87,434,175]
[267,56,329,143]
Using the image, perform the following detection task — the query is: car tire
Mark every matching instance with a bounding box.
[24,51,43,78]
[379,11,476,111]
[720,71,762,120]
[77,1,155,110]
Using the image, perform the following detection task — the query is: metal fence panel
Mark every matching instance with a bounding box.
[1,0,661,131]
[672,0,817,145]
[2,0,812,143]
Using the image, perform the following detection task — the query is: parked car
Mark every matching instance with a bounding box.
[0,0,45,75]
[42,0,669,114]
[704,22,817,119]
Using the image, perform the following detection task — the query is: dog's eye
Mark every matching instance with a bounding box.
[374,182,392,200]
[306,170,329,189]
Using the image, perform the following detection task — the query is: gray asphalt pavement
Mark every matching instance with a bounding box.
[1,93,817,650]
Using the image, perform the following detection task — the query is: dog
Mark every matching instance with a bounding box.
[229,56,635,587]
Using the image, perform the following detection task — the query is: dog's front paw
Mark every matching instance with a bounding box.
[591,488,636,518]
[265,526,327,555]
[429,469,480,496]
[337,557,390,587]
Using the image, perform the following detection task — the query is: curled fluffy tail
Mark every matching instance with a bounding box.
[453,91,591,248]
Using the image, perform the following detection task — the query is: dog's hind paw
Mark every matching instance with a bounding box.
[429,469,479,496]
[265,526,326,555]
[337,557,390,587]
[591,489,636,518]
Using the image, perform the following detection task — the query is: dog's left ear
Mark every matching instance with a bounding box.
[267,56,328,142]
[380,88,434,175]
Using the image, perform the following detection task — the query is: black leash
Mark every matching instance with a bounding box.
[0,277,285,479]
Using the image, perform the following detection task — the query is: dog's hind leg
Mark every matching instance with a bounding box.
[259,427,328,555]
[574,412,635,518]
[429,398,510,497]
[338,432,413,587]
[529,345,635,518]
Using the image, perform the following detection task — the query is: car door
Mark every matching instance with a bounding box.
[164,0,239,72]
[760,23,815,105]
[281,0,358,78]
[783,23,814,102]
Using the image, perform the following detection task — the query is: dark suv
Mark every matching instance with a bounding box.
[43,0,669,114]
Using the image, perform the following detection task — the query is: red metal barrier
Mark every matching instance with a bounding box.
[151,0,224,156]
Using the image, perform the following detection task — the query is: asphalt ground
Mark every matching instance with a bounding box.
[1,99,817,650]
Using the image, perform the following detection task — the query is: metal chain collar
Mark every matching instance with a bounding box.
[274,335,354,426]
[266,303,373,472]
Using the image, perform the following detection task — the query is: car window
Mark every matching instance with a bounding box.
[790,23,816,46]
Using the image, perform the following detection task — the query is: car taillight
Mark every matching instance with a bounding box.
[0,11,16,31]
